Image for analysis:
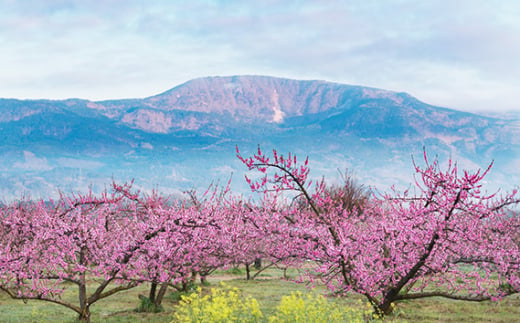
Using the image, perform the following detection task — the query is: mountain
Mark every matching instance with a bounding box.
[1,75,519,200]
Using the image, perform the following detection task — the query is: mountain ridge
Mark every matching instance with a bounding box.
[0,75,518,200]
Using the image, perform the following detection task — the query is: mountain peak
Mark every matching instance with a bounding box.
[1,75,516,201]
[143,75,412,121]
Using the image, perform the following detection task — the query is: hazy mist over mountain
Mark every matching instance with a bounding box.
[1,76,519,200]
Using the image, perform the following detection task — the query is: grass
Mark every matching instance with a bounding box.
[1,266,519,322]
[396,296,520,323]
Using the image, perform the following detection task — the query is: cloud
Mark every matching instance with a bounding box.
[56,158,105,169]
[0,0,519,112]
[211,165,236,176]
[13,151,53,171]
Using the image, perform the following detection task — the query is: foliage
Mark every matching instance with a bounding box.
[0,183,153,322]
[172,284,382,323]
[1,269,520,322]
[224,266,244,275]
[237,146,520,316]
[0,182,217,322]
[1,146,519,321]
[169,288,196,303]
[268,291,380,323]
[172,283,263,323]
[136,296,164,313]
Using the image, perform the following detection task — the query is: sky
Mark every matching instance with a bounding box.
[1,0,519,113]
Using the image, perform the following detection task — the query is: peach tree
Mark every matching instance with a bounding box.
[237,147,520,316]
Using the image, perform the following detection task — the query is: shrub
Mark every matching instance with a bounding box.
[170,288,196,303]
[172,283,263,323]
[136,296,164,313]
[172,285,385,323]
[268,291,380,323]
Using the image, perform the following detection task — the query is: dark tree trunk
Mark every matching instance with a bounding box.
[181,279,191,292]
[377,300,394,317]
[155,283,168,306]
[139,282,168,312]
[78,272,90,322]
[254,258,262,269]
[245,263,251,280]
[148,282,157,303]
[78,306,91,323]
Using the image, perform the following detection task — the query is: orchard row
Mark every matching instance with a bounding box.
[1,147,519,322]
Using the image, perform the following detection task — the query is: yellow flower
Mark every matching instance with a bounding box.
[172,283,263,323]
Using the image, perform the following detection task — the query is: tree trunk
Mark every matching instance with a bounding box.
[181,279,191,292]
[139,282,168,312]
[78,272,90,322]
[245,263,251,280]
[148,282,157,303]
[154,283,169,307]
[376,299,394,317]
[78,306,91,323]
[254,258,262,269]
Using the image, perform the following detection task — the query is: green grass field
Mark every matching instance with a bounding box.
[1,267,519,322]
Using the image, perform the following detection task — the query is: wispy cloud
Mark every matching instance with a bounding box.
[0,0,518,112]
[13,151,53,171]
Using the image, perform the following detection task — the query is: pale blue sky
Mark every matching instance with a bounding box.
[1,0,519,112]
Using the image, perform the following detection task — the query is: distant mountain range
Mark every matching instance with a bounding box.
[1,75,519,200]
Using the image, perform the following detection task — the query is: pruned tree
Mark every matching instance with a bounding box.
[0,183,166,322]
[237,146,520,316]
